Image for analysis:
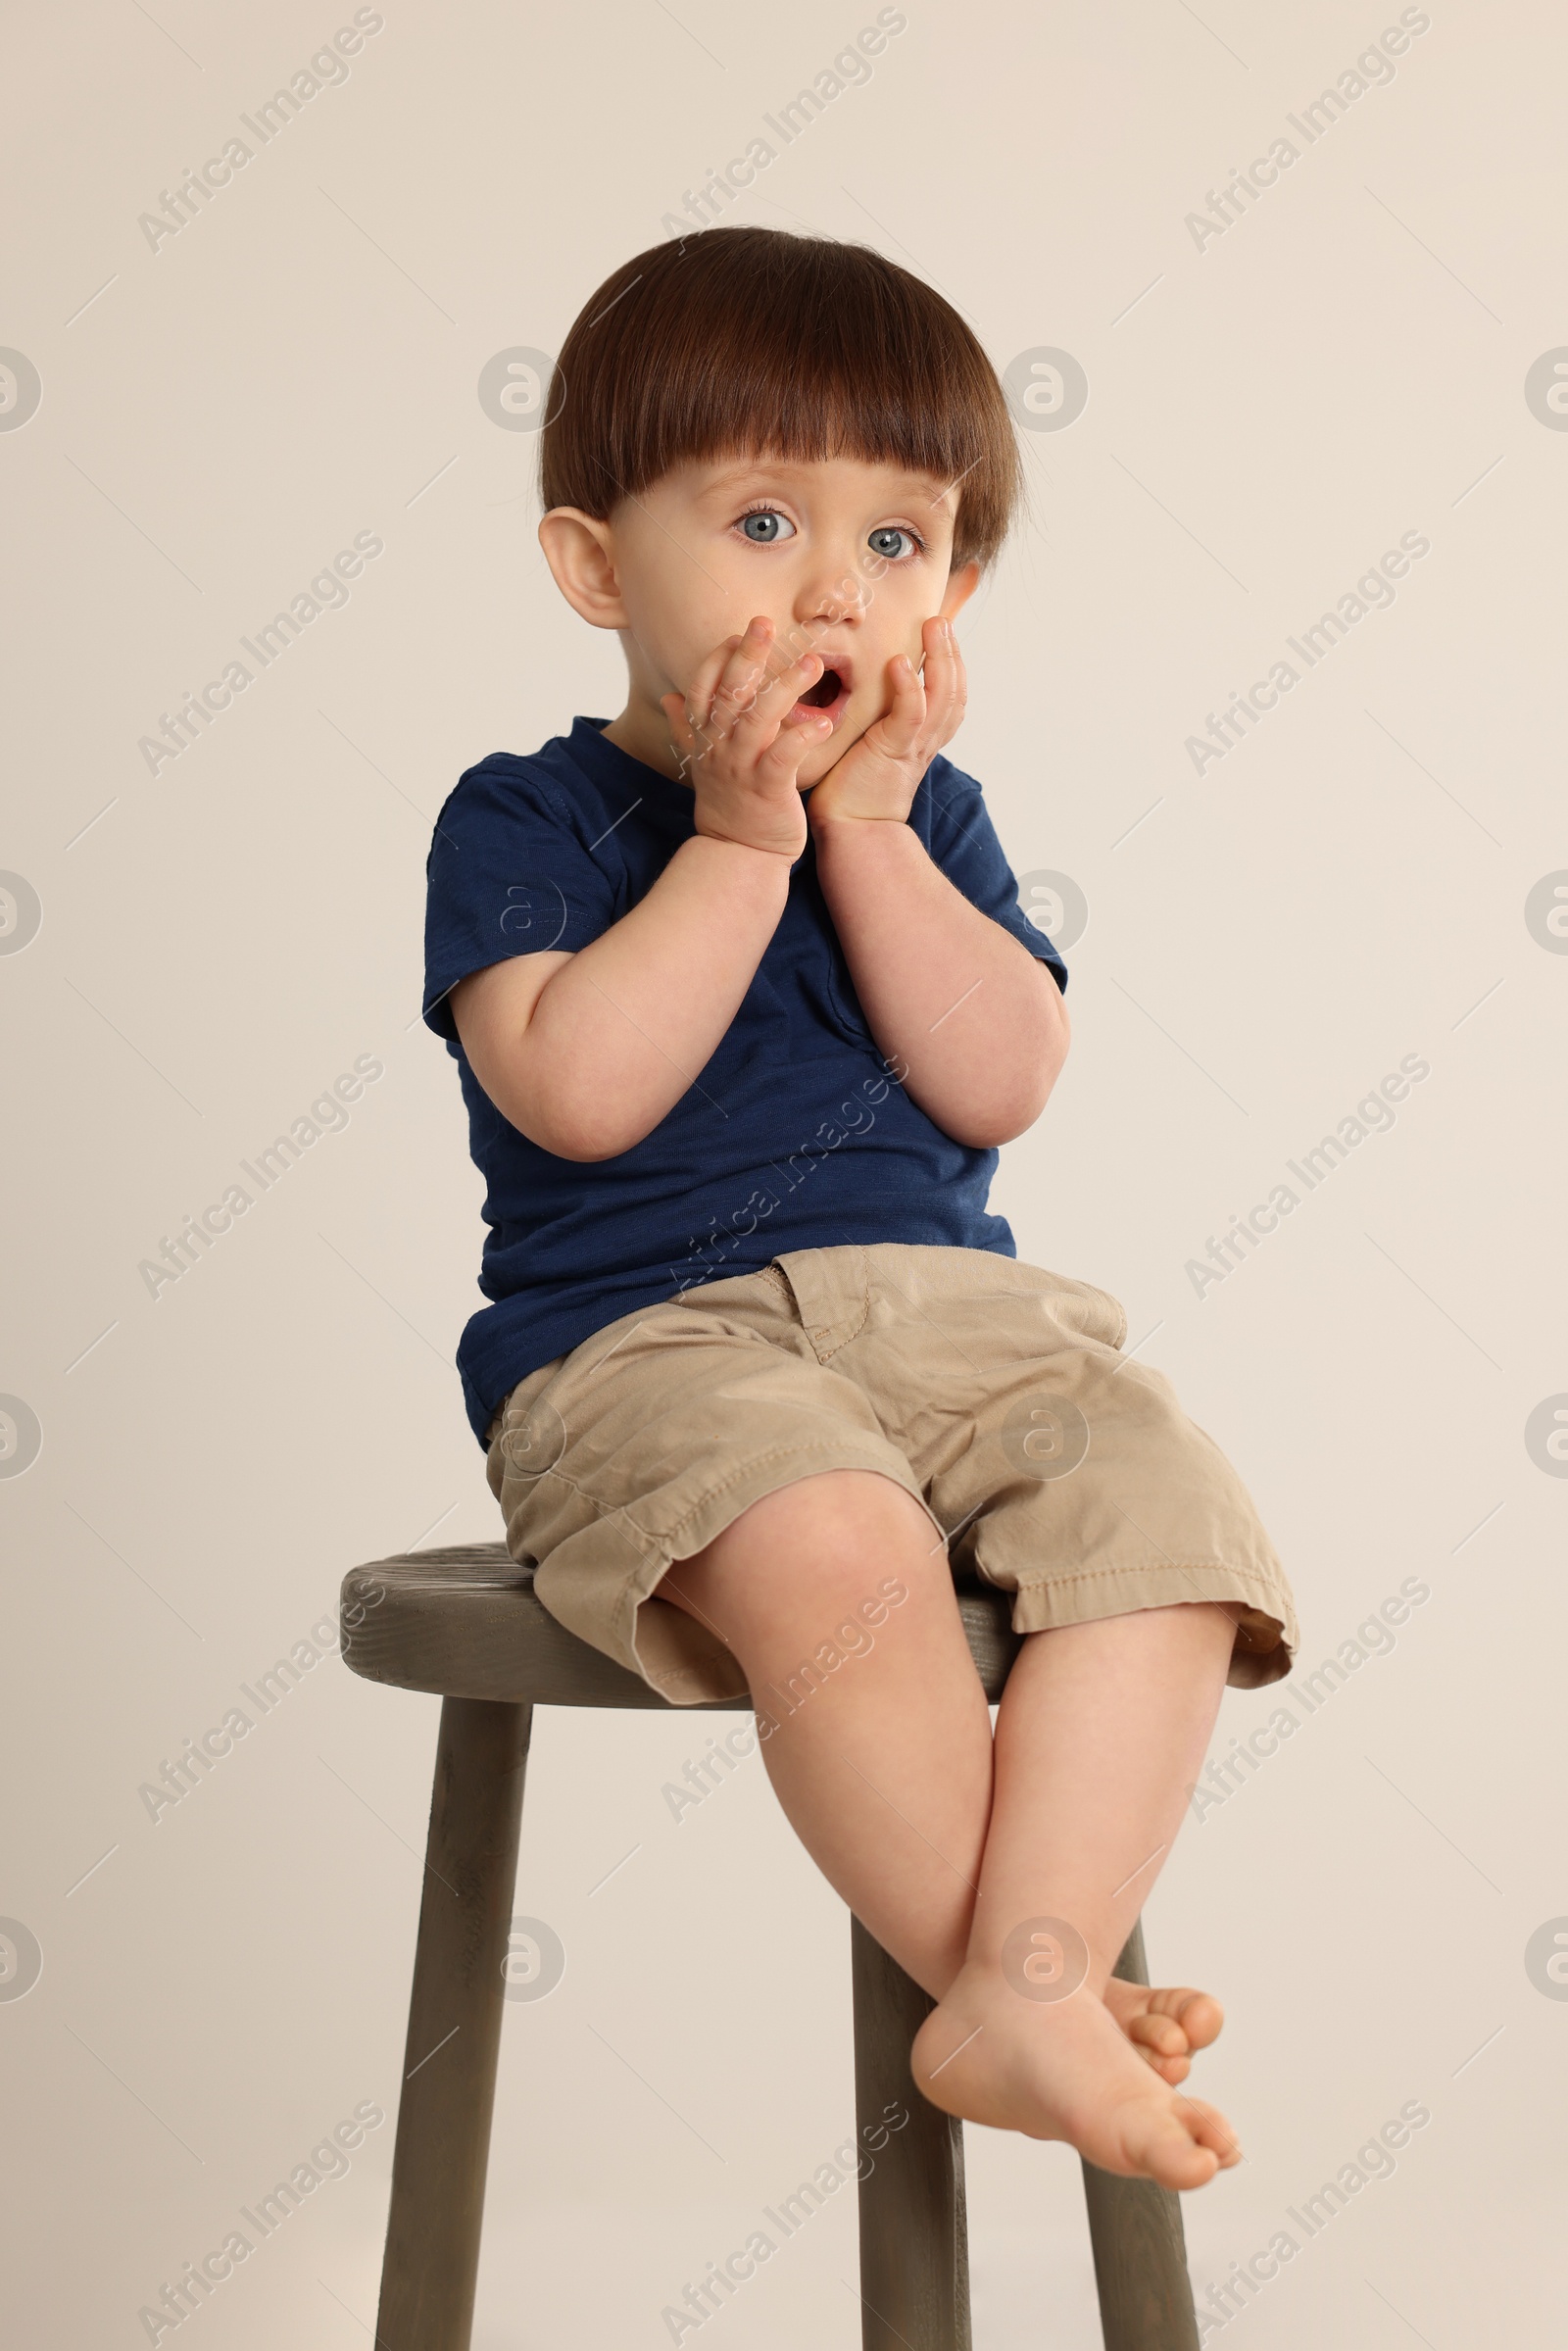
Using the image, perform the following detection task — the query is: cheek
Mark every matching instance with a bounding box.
[622,583,725,692]
[867,587,934,666]
[615,520,745,683]
[852,627,919,705]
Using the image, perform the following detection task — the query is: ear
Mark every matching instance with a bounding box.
[939,560,982,623]
[537,507,628,630]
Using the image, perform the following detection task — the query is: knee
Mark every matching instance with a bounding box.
[762,1467,934,1583]
[772,1478,944,1650]
[694,1465,922,1561]
[666,1469,940,1647]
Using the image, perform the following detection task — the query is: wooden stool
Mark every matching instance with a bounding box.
[341,1543,1200,2350]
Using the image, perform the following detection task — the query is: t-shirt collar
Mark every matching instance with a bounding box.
[564,714,698,825]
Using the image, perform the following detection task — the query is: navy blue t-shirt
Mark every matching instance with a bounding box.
[423,716,1067,1446]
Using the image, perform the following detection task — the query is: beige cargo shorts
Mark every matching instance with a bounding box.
[484,1243,1298,1707]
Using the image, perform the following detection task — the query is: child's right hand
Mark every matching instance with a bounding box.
[660,615,835,861]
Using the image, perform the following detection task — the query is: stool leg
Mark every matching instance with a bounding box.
[1080,1918,1200,2351]
[375,1696,531,2351]
[850,1916,972,2351]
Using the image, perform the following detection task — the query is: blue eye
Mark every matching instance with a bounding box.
[739,510,794,543]
[869,525,919,560]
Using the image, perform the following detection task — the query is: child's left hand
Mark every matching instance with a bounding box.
[806,614,966,831]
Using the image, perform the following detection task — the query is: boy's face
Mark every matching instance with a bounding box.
[542,451,981,788]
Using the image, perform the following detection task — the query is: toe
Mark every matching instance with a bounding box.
[1160,2134,1222,2190]
[1168,1990,1224,2050]
[1104,1981,1224,2055]
[1175,2094,1244,2170]
[1119,2105,1221,2191]
[1126,2014,1193,2082]
[1139,1986,1223,2047]
[1129,2012,1188,2055]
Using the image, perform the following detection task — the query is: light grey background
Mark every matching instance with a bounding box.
[4,1,1565,2343]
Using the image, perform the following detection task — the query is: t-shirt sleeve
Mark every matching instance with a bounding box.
[422,757,623,1045]
[921,759,1068,995]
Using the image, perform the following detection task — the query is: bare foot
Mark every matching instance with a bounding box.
[1102,1976,1224,2086]
[910,1962,1241,2189]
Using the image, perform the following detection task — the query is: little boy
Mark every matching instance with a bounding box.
[423,225,1298,2190]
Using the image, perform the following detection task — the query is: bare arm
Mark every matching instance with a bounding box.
[813,815,1070,1147]
[453,621,832,1161]
[803,616,1069,1147]
[451,836,791,1161]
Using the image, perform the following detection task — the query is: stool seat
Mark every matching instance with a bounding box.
[342,1541,1200,2351]
[342,1541,1024,1706]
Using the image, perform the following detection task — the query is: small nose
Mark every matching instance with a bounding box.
[795,567,862,631]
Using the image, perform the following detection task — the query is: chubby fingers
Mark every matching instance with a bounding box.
[759,703,834,785]
[665,623,827,781]
[671,627,751,757]
[873,643,930,759]
[690,617,805,753]
[708,616,774,731]
[710,614,818,728]
[871,616,964,760]
[675,615,780,747]
[711,624,825,749]
[662,635,742,770]
[918,613,966,737]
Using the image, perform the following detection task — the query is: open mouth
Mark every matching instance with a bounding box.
[792,663,852,724]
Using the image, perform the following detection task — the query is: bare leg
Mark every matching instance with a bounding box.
[908,1604,1242,2187]
[657,1470,1240,2187]
[657,1468,994,1993]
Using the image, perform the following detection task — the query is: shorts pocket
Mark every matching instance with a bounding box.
[979,1263,1129,1359]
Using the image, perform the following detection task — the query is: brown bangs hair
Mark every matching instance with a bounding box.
[539,226,1022,572]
